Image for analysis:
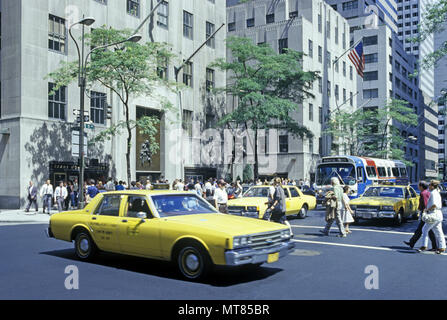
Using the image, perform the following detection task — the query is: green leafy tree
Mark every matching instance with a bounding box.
[211,36,318,179]
[326,99,418,166]
[47,27,176,184]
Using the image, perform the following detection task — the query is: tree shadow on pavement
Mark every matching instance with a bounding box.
[40,249,282,287]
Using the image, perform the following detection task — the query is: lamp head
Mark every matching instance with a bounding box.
[127,34,142,43]
[79,17,95,26]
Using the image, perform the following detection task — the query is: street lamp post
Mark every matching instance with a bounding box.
[69,17,141,209]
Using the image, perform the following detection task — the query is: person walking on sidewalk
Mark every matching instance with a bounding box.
[25,181,38,214]
[403,181,437,250]
[321,177,347,237]
[40,179,53,215]
[418,180,446,254]
[214,179,229,214]
[54,181,68,213]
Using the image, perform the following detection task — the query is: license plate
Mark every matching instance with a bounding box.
[267,252,279,263]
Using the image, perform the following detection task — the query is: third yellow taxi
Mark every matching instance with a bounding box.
[349,184,419,225]
[227,185,317,220]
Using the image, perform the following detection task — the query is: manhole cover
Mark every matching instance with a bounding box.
[290,249,321,256]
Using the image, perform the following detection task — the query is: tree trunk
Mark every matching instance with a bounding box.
[125,102,132,187]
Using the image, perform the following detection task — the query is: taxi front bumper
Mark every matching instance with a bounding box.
[225,240,295,266]
[355,210,396,219]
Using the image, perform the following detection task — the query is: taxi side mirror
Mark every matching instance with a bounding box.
[137,212,147,222]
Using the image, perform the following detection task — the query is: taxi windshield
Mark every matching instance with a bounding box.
[363,187,404,198]
[151,194,218,217]
[243,187,271,197]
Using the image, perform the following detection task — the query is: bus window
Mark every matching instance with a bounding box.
[366,166,377,178]
[356,167,364,183]
[378,167,386,177]
[392,168,400,177]
[387,167,392,177]
[399,168,407,177]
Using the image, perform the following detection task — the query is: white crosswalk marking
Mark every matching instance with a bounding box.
[291,225,414,235]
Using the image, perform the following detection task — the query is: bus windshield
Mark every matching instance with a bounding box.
[316,164,356,186]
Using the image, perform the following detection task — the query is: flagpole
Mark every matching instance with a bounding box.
[333,37,363,66]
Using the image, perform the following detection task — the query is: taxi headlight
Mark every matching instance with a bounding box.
[382,206,394,211]
[281,229,291,239]
[233,236,251,248]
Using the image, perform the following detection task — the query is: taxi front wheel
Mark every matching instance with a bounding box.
[176,244,212,281]
[394,211,403,226]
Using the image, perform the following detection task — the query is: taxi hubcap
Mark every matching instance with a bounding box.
[185,253,200,271]
[79,237,90,254]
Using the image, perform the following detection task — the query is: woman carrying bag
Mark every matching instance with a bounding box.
[419,180,446,254]
[341,185,355,234]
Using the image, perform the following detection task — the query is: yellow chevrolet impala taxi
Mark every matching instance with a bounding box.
[46,190,295,280]
[349,185,419,225]
[227,185,316,220]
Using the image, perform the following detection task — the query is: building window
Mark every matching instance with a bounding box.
[183,11,193,39]
[364,71,378,81]
[318,46,322,63]
[183,61,193,87]
[127,0,140,17]
[90,91,106,125]
[157,0,168,29]
[182,110,193,137]
[247,18,254,28]
[363,35,378,46]
[318,78,322,94]
[328,81,331,97]
[309,139,314,155]
[318,14,322,33]
[309,104,314,121]
[350,92,353,106]
[363,89,379,99]
[48,15,66,53]
[308,40,313,58]
[342,0,358,11]
[335,84,339,100]
[48,83,66,120]
[279,135,289,153]
[343,88,346,102]
[157,56,168,80]
[319,107,323,124]
[206,21,215,48]
[279,38,288,54]
[350,66,353,80]
[266,13,274,24]
[94,0,107,4]
[206,68,215,92]
[228,22,236,32]
[343,61,346,77]
[365,53,378,64]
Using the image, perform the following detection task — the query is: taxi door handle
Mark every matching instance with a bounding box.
[122,219,128,223]
[92,217,97,220]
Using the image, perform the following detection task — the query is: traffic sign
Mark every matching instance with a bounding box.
[72,131,88,158]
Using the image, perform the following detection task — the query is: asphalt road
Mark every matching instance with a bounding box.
[1,207,447,300]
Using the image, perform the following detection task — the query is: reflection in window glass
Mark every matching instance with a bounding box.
[152,195,217,217]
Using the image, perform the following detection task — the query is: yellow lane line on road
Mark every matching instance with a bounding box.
[291,225,413,235]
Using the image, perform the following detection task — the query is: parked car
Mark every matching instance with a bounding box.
[227,185,316,219]
[349,185,420,225]
[46,190,295,280]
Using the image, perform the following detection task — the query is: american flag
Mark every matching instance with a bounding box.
[348,41,365,78]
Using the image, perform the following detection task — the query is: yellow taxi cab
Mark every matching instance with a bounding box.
[45,189,295,280]
[349,184,419,225]
[227,185,317,220]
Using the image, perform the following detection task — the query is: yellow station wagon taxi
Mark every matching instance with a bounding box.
[227,185,317,220]
[46,190,295,280]
[349,185,419,225]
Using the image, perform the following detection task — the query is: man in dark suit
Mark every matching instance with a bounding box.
[25,181,38,213]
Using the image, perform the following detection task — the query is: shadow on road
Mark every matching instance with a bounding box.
[39,249,282,287]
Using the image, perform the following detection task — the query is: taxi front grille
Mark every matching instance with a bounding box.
[228,206,245,215]
[250,231,283,250]
[356,205,379,211]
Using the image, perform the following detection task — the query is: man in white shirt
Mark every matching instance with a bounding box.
[214,179,228,213]
[194,180,203,197]
[40,179,53,214]
[176,179,185,191]
[54,181,68,213]
[145,179,152,190]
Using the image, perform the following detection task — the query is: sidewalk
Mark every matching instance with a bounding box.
[0,209,50,223]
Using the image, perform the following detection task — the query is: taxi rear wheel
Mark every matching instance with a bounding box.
[297,205,308,219]
[74,230,97,261]
[176,244,212,281]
